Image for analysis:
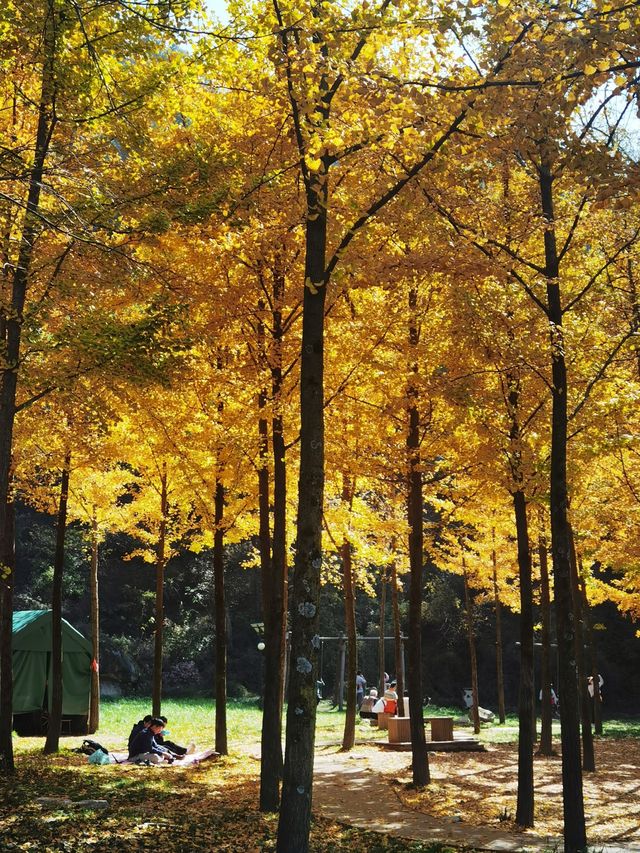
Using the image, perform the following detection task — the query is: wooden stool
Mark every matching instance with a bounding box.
[377,712,392,731]
[425,716,454,741]
[388,716,411,743]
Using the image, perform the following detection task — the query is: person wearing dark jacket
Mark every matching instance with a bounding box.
[128,715,153,752]
[128,718,174,764]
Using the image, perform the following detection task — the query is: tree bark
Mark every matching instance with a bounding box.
[391,558,405,717]
[568,524,595,772]
[513,489,535,826]
[463,565,481,736]
[378,566,387,697]
[406,283,429,786]
[0,502,15,773]
[257,299,280,810]
[152,464,168,718]
[537,517,555,756]
[492,542,506,725]
[0,0,57,773]
[87,510,100,734]
[502,366,535,824]
[539,159,586,852]
[276,155,328,850]
[214,475,228,755]
[43,451,71,755]
[341,476,357,750]
[579,562,603,736]
[260,269,289,809]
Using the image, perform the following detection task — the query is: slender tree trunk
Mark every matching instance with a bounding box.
[273,275,289,710]
[378,566,386,696]
[214,476,227,756]
[503,367,535,824]
[276,156,328,850]
[463,565,481,736]
[568,524,595,772]
[513,489,535,826]
[539,159,586,852]
[0,0,57,773]
[391,559,405,717]
[152,465,168,717]
[257,300,279,810]
[341,476,357,750]
[0,502,15,772]
[261,272,289,809]
[579,562,603,736]
[537,517,554,756]
[406,283,429,786]
[87,511,100,734]
[43,451,71,755]
[492,542,506,725]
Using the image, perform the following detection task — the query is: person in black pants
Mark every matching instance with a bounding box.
[156,716,194,756]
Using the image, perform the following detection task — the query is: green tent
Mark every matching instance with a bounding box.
[12,611,92,730]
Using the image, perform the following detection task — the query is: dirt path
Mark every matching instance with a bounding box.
[312,742,640,853]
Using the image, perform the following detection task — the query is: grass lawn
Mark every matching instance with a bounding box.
[1,700,638,852]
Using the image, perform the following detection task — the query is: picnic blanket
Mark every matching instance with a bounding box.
[110,747,220,767]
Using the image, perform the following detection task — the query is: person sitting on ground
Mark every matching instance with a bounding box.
[128,717,176,764]
[156,716,194,757]
[128,714,153,752]
[359,688,378,719]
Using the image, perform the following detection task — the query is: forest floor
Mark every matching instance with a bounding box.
[312,735,640,851]
[1,701,639,852]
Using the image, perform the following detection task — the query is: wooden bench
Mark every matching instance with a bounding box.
[425,716,454,741]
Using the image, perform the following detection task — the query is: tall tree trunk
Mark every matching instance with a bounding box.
[0,502,15,772]
[492,541,506,725]
[87,510,100,734]
[503,367,535,825]
[406,283,429,786]
[513,489,535,826]
[463,565,481,736]
[539,158,586,852]
[341,475,357,750]
[579,562,603,736]
[378,566,386,696]
[214,475,227,756]
[537,516,554,756]
[260,270,289,809]
[568,524,595,772]
[43,451,71,755]
[391,558,405,717]
[257,300,279,810]
[276,188,327,851]
[152,464,168,717]
[0,0,57,773]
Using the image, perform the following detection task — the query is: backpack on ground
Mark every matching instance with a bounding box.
[79,739,109,756]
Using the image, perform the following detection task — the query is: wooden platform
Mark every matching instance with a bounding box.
[378,719,485,753]
[377,736,486,752]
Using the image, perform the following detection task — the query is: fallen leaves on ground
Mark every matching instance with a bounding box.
[0,749,451,853]
[389,738,640,843]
